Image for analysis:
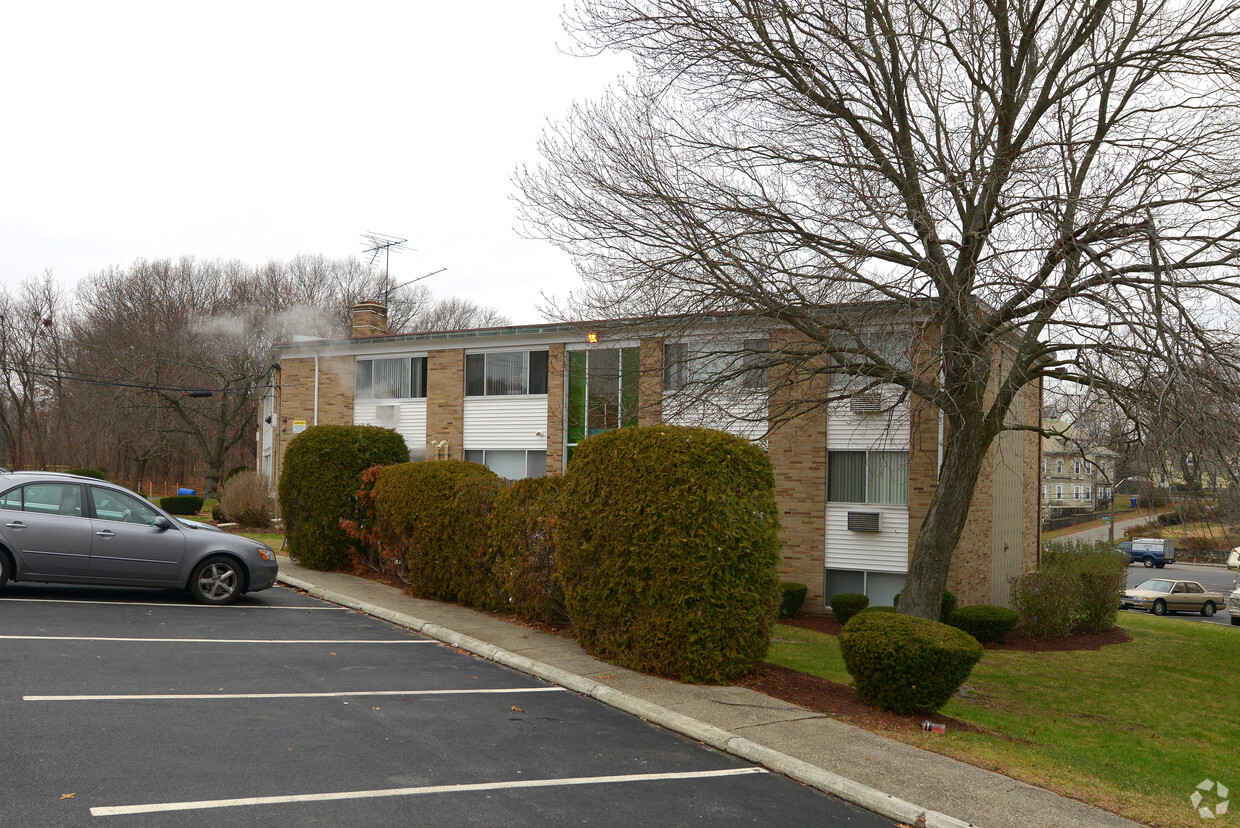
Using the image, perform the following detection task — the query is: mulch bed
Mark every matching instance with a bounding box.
[739,613,1132,733]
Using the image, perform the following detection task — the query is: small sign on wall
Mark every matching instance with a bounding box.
[292,420,307,434]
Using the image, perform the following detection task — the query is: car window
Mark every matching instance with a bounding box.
[1135,579,1173,592]
[1172,583,1186,593]
[89,486,161,526]
[17,483,83,517]
[1186,583,1204,593]
[0,487,21,509]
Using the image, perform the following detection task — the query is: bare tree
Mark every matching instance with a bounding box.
[517,0,1240,618]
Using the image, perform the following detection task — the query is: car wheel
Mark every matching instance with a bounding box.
[1154,562,1166,569]
[1152,599,1167,616]
[189,556,242,605]
[1143,557,1155,568]
[1201,602,1216,617]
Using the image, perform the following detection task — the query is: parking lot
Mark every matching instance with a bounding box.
[0,582,894,827]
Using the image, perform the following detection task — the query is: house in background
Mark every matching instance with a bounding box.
[1041,418,1119,518]
[260,303,1042,611]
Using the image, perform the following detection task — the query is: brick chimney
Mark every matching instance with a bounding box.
[350,301,388,338]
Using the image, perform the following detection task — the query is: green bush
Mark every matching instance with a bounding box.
[490,476,568,624]
[893,589,958,620]
[556,425,781,684]
[857,605,897,616]
[67,467,106,480]
[374,461,502,606]
[1010,568,1080,638]
[278,425,409,570]
[1038,539,1128,633]
[778,582,808,619]
[159,495,204,515]
[839,611,983,714]
[830,593,869,624]
[946,605,1019,644]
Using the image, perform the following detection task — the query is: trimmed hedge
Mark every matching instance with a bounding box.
[946,605,1019,644]
[894,589,958,620]
[278,425,409,570]
[373,461,502,606]
[159,495,204,515]
[490,476,568,624]
[67,467,106,480]
[839,611,983,714]
[778,583,808,619]
[556,425,781,684]
[830,593,869,624]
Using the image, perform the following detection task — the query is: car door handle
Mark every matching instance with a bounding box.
[5,521,26,530]
[95,530,116,539]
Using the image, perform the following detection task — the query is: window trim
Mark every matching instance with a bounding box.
[827,449,909,507]
[355,356,428,401]
[464,349,550,398]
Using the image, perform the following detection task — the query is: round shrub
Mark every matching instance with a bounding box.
[218,469,273,527]
[278,425,409,570]
[778,582,808,619]
[159,495,204,515]
[830,593,869,624]
[946,605,1019,644]
[839,611,984,714]
[556,425,781,684]
[67,467,106,480]
[374,461,502,606]
[857,606,896,616]
[490,476,568,624]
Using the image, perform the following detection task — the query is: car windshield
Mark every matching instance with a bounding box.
[1135,579,1174,592]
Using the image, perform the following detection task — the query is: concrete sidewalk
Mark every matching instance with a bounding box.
[275,557,1138,828]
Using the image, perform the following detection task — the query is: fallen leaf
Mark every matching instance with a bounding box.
[60,794,75,800]
[511,705,524,713]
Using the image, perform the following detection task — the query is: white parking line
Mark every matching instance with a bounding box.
[0,597,341,610]
[91,768,768,816]
[27,687,565,701]
[0,635,433,644]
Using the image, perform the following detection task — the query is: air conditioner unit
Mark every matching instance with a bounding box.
[847,511,881,532]
[375,404,399,429]
[849,392,883,414]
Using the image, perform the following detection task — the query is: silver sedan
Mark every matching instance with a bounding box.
[0,471,277,605]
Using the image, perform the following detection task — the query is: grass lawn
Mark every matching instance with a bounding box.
[235,529,286,550]
[769,615,1240,827]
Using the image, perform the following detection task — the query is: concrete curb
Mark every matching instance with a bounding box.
[279,573,974,828]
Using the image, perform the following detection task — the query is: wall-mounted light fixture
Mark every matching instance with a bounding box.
[587,332,599,343]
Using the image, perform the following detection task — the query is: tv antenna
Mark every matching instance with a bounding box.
[361,231,412,287]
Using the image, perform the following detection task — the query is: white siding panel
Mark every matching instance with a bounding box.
[826,393,910,450]
[823,503,909,573]
[463,397,549,449]
[662,393,768,443]
[354,400,426,458]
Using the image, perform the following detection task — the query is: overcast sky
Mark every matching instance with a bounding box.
[0,2,629,325]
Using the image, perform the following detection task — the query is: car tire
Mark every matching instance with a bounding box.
[1154,562,1165,568]
[1152,599,1167,616]
[1201,602,1216,617]
[189,556,242,606]
[1143,557,1155,568]
[0,549,10,590]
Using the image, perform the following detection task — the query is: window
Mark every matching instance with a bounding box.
[464,449,547,480]
[825,569,905,607]
[567,348,639,454]
[465,351,548,397]
[1055,484,1063,500]
[1074,459,1082,475]
[1073,486,1081,501]
[89,487,161,525]
[1042,485,1048,500]
[1084,486,1092,500]
[827,451,909,506]
[2,483,83,516]
[1056,459,1064,474]
[662,339,769,391]
[1042,458,1047,474]
[355,357,427,400]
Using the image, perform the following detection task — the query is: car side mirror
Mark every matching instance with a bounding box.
[153,516,172,530]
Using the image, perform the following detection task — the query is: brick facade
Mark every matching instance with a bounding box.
[546,344,566,475]
[426,349,464,461]
[638,337,664,427]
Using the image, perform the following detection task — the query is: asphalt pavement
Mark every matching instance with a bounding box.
[275,556,1145,828]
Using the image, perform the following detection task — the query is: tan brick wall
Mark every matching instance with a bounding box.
[638,337,664,427]
[427,349,464,460]
[767,331,829,612]
[546,344,566,475]
[1024,378,1044,574]
[350,302,388,338]
[271,355,355,486]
